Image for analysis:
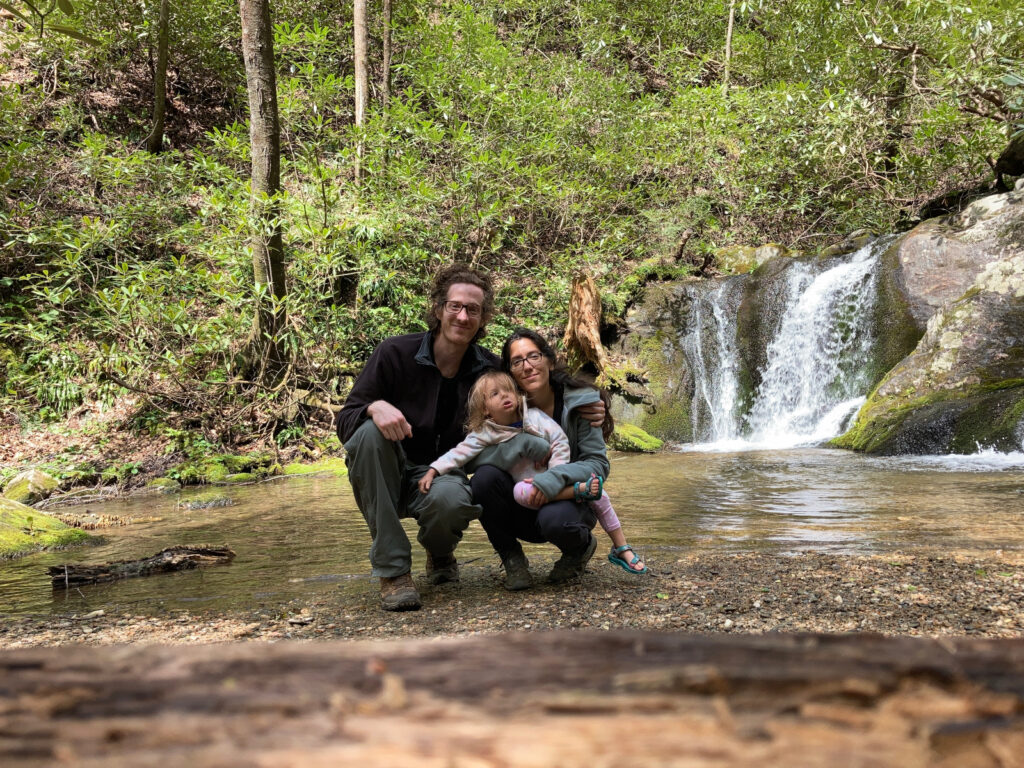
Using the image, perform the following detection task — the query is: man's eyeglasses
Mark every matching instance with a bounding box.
[442,301,483,318]
[509,351,545,370]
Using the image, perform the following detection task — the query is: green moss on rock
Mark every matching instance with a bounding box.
[282,457,348,477]
[3,470,59,505]
[146,478,181,494]
[608,423,664,452]
[0,497,91,560]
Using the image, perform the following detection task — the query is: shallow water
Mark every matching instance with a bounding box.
[2,450,1022,616]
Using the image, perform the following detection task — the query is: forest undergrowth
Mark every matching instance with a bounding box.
[1,0,1021,490]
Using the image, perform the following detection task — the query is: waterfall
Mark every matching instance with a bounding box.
[682,280,743,442]
[686,242,883,449]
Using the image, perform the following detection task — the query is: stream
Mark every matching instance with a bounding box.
[2,448,1022,617]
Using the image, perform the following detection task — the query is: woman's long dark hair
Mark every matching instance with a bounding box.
[501,327,614,440]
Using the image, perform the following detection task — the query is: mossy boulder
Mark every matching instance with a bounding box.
[608,423,664,453]
[3,469,59,506]
[610,281,698,442]
[145,477,181,494]
[223,472,257,484]
[171,451,278,486]
[714,243,793,275]
[834,251,1024,454]
[282,457,348,477]
[0,497,91,559]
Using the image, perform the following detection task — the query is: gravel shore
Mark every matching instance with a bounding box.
[2,550,1022,648]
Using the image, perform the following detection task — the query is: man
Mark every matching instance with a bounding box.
[337,264,507,611]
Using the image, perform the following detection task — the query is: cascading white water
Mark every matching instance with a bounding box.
[686,241,883,450]
[682,280,742,442]
[743,245,880,446]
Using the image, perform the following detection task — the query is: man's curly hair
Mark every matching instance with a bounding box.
[427,264,494,343]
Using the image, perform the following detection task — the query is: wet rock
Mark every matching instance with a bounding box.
[836,251,1024,453]
[144,477,181,494]
[178,492,233,510]
[3,469,59,505]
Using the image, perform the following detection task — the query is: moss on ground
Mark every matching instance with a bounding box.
[608,423,664,452]
[282,457,348,477]
[0,498,91,559]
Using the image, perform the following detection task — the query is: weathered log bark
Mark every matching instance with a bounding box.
[562,276,651,402]
[562,275,611,375]
[1,632,1023,766]
[48,545,235,588]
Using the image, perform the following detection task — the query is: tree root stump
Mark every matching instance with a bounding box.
[1,631,1023,766]
[48,545,235,588]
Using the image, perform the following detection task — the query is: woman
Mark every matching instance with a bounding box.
[470,328,612,590]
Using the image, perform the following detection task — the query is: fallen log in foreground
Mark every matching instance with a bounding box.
[2,631,1023,767]
[48,545,235,588]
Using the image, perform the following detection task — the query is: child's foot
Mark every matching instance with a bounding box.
[573,473,603,502]
[608,544,647,574]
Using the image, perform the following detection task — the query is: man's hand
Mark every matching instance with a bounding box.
[368,400,413,442]
[578,399,606,428]
[418,468,438,494]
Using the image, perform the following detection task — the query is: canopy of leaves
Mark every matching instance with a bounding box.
[0,0,1020,444]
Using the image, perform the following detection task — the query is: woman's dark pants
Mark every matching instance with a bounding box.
[470,464,596,558]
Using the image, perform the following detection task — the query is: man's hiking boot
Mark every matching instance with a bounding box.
[425,551,459,585]
[500,548,532,591]
[380,573,421,611]
[547,532,597,584]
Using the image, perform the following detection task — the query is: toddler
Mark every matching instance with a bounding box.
[418,371,646,574]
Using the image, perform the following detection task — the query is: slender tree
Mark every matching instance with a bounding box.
[381,0,392,109]
[353,0,368,184]
[145,0,170,154]
[239,0,287,374]
[723,0,735,96]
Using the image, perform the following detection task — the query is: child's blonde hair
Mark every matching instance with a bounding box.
[465,371,520,432]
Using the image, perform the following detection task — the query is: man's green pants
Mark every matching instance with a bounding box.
[344,420,481,578]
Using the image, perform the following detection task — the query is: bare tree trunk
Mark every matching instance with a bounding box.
[145,0,170,153]
[353,0,368,185]
[381,0,392,109]
[723,0,735,96]
[239,0,287,375]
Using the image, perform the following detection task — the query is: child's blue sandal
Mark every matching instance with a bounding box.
[573,473,603,502]
[608,544,647,574]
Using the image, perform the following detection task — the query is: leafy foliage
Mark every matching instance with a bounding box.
[1,0,1020,446]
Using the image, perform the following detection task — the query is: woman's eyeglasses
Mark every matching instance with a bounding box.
[509,351,544,369]
[442,301,483,318]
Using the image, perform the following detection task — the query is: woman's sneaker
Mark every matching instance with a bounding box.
[500,548,532,591]
[547,533,597,584]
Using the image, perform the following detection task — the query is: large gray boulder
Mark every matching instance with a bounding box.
[882,190,1024,329]
[835,250,1024,453]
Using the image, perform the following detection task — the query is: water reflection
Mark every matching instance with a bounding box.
[1,450,1022,616]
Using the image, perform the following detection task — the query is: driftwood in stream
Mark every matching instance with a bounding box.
[48,544,235,588]
[2,631,1023,766]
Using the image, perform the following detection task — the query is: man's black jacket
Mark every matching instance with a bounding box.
[336,332,499,466]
